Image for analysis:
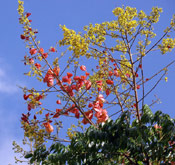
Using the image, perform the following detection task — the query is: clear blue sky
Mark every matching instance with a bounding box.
[0,0,175,164]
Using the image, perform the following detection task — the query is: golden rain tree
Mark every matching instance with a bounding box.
[13,1,175,164]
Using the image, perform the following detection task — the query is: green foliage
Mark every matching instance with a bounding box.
[25,106,175,164]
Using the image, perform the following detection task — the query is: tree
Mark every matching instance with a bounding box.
[14,0,175,164]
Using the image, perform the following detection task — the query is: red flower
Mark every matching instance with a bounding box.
[105,89,111,96]
[23,94,32,100]
[71,84,76,90]
[85,72,90,76]
[35,63,41,69]
[110,59,114,62]
[56,100,61,104]
[53,109,62,118]
[30,48,37,55]
[26,13,31,17]
[80,65,86,71]
[43,69,54,87]
[60,84,68,91]
[42,53,48,58]
[106,79,113,85]
[95,109,108,123]
[53,66,60,77]
[20,34,25,40]
[45,113,50,119]
[25,36,29,41]
[96,80,103,86]
[62,76,69,83]
[133,103,136,108]
[81,75,86,80]
[93,101,103,112]
[82,110,93,125]
[114,69,119,77]
[108,71,113,76]
[21,113,29,123]
[69,106,80,119]
[136,85,140,89]
[34,115,37,120]
[50,47,56,52]
[29,58,34,64]
[73,76,80,81]
[43,122,54,133]
[27,103,35,111]
[98,87,102,91]
[96,94,105,103]
[39,48,44,53]
[88,102,93,108]
[67,72,73,78]
[85,80,91,90]
[75,111,80,119]
[47,75,54,87]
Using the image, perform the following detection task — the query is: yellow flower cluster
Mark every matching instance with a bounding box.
[59,25,89,58]
[112,7,124,16]
[115,40,127,53]
[120,55,132,81]
[148,7,163,23]
[66,124,77,139]
[17,0,24,16]
[18,0,38,49]
[112,6,138,35]
[84,23,106,45]
[158,38,175,54]
[22,121,45,148]
[18,0,31,27]
[140,29,156,38]
[58,6,165,62]
[170,15,175,29]
[137,40,146,56]
[106,21,119,32]
[138,10,147,20]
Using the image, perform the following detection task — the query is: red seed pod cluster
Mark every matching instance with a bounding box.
[35,63,41,69]
[30,48,37,55]
[43,122,54,133]
[82,94,108,124]
[43,67,60,87]
[43,69,55,87]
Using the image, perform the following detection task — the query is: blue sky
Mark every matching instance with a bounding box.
[0,0,175,164]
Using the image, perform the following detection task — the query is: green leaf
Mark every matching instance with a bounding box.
[141,104,153,124]
[137,161,144,165]
[24,153,33,159]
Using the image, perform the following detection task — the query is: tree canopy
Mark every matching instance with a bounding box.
[14,1,175,164]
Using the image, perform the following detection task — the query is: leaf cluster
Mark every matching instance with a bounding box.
[25,105,175,164]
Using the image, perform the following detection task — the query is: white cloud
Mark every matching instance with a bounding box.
[0,137,29,165]
[0,67,24,94]
[0,68,5,77]
[0,60,28,164]
[0,109,29,165]
[0,81,18,94]
[0,138,18,165]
